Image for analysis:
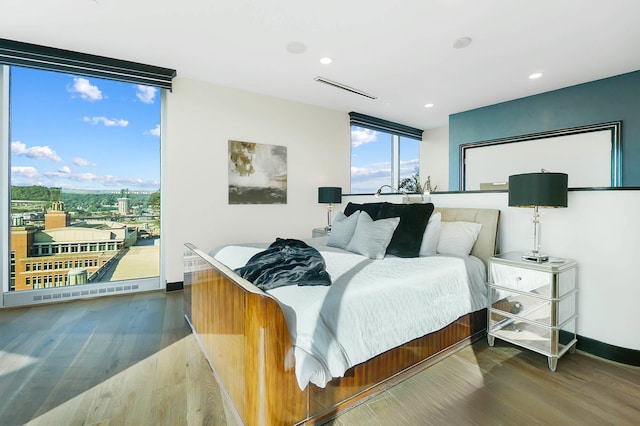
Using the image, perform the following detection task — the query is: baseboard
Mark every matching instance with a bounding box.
[577,334,640,366]
[166,281,184,292]
[3,277,160,308]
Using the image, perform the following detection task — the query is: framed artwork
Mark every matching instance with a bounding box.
[228,140,287,204]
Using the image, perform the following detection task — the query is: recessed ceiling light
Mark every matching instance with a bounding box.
[529,72,543,79]
[424,103,434,108]
[285,41,307,54]
[453,37,472,49]
[320,57,332,65]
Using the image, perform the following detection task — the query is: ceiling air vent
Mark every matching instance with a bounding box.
[314,77,377,100]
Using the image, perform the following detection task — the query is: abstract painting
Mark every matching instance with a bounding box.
[228,140,287,204]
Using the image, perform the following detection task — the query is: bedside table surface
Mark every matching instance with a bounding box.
[491,251,577,273]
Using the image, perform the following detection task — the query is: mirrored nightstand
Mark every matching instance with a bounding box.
[487,252,578,371]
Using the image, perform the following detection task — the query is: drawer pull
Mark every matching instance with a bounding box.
[516,276,522,281]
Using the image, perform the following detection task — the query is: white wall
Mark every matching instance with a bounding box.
[164,77,350,283]
[421,125,449,191]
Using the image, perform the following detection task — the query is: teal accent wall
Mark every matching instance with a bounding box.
[449,70,640,190]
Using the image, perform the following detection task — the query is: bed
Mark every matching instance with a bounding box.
[183,206,500,425]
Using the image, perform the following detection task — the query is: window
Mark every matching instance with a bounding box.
[1,39,174,305]
[349,112,423,194]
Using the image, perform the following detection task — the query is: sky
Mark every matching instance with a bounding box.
[350,126,420,194]
[10,66,161,192]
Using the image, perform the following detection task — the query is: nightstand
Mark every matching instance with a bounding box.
[487,252,578,371]
[312,227,330,238]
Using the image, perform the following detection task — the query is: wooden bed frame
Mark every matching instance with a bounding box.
[183,207,500,425]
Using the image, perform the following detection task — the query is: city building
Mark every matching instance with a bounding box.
[10,202,136,291]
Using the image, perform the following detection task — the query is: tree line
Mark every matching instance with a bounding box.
[11,185,160,212]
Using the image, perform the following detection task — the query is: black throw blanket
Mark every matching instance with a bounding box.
[234,238,332,291]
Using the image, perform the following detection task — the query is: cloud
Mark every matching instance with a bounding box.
[73,157,96,167]
[69,77,103,101]
[40,169,158,190]
[148,124,160,137]
[136,85,157,104]
[100,175,160,188]
[43,169,96,181]
[68,173,98,182]
[399,159,419,176]
[83,116,129,127]
[12,166,40,179]
[350,166,391,182]
[11,141,61,162]
[351,127,379,147]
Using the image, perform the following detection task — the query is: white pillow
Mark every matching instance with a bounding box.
[327,211,360,249]
[346,212,400,259]
[437,221,482,257]
[419,212,441,256]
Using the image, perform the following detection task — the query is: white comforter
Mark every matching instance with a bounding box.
[213,238,487,390]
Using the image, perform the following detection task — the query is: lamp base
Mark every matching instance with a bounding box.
[522,252,549,263]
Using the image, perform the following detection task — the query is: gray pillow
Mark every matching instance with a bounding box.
[327,211,360,249]
[346,212,400,259]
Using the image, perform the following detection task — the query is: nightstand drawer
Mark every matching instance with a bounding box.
[490,289,577,327]
[490,263,576,298]
[489,313,576,356]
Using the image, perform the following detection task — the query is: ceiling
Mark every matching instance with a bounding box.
[2,0,640,130]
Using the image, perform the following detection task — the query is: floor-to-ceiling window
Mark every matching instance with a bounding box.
[0,39,175,307]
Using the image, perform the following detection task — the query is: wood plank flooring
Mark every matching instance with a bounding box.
[1,291,638,425]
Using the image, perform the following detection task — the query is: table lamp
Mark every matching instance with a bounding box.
[318,187,342,230]
[508,171,568,262]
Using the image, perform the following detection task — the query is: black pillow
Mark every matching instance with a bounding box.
[377,203,435,258]
[343,202,387,219]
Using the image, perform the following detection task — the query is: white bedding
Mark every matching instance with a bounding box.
[213,237,487,390]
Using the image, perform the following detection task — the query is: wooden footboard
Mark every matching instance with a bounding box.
[184,243,307,425]
[184,243,487,425]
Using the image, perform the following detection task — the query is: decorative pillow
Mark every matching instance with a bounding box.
[346,212,400,259]
[419,212,442,256]
[343,202,387,219]
[437,221,483,257]
[377,202,434,258]
[327,211,360,249]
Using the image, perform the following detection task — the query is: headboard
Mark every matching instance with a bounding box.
[434,207,500,267]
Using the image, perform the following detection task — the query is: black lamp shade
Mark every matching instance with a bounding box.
[508,173,568,207]
[318,187,342,204]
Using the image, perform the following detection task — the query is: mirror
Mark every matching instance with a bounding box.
[460,121,621,190]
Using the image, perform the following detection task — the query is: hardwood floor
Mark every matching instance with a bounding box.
[1,291,638,425]
[0,290,237,426]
